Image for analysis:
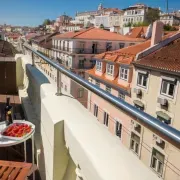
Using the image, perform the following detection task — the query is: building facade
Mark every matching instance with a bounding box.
[86,21,180,179]
[123,3,157,26]
[160,14,180,26]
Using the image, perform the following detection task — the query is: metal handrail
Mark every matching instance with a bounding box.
[23,44,180,146]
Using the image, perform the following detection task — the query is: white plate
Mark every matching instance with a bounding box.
[1,121,35,141]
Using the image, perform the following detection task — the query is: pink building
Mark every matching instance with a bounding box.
[86,40,151,138]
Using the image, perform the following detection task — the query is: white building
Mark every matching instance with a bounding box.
[123,3,156,26]
[160,14,180,26]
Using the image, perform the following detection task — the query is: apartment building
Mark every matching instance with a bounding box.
[86,21,180,179]
[52,27,145,107]
[123,3,156,26]
[52,27,145,77]
[132,36,180,131]
[59,24,83,33]
[95,10,124,30]
[160,13,180,26]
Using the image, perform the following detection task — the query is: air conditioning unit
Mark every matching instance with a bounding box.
[157,97,168,106]
[134,88,142,95]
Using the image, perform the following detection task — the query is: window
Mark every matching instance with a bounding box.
[115,121,122,138]
[103,111,109,127]
[94,104,98,117]
[151,148,164,176]
[96,80,100,87]
[119,43,125,49]
[106,64,114,76]
[106,86,111,93]
[79,59,84,69]
[106,42,112,51]
[96,61,102,71]
[130,133,140,155]
[120,67,129,81]
[77,88,84,98]
[129,43,135,46]
[118,92,125,100]
[160,79,176,98]
[134,104,144,111]
[137,72,148,88]
[157,116,171,125]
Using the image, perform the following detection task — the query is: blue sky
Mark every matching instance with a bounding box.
[0,0,179,26]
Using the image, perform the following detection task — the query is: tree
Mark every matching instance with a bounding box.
[164,24,178,31]
[99,24,105,29]
[146,9,160,24]
[42,19,51,26]
[124,22,132,27]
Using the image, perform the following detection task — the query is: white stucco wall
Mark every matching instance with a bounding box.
[16,54,161,180]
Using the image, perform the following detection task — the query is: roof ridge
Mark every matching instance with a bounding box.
[72,27,95,38]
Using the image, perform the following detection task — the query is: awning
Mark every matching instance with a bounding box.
[133,100,144,108]
[156,111,171,121]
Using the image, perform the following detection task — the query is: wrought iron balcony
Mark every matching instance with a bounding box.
[53,47,107,54]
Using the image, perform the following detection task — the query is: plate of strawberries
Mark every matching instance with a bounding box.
[1,121,35,140]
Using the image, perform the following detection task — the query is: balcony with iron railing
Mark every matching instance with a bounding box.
[53,46,108,54]
[19,44,180,180]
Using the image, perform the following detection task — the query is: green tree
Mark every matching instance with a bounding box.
[42,19,51,26]
[146,9,160,24]
[124,22,132,27]
[99,24,105,29]
[164,24,178,31]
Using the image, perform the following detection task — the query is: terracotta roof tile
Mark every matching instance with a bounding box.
[53,27,145,42]
[134,37,180,73]
[87,68,130,91]
[126,27,148,38]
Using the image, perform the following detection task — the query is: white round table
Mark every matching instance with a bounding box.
[0,120,35,180]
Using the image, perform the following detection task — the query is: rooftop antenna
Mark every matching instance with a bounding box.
[166,0,169,13]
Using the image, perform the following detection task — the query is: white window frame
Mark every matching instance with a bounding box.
[130,133,140,156]
[120,67,129,81]
[150,149,164,177]
[137,72,148,89]
[96,61,102,72]
[106,64,114,76]
[106,85,111,93]
[160,79,176,98]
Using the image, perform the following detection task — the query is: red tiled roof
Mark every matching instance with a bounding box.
[133,37,180,73]
[53,27,145,42]
[95,40,151,64]
[87,68,131,91]
[86,31,179,90]
[126,27,148,38]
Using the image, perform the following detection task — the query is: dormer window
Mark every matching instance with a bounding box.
[120,67,129,81]
[106,64,114,76]
[96,61,102,71]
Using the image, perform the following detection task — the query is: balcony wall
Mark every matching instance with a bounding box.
[15,53,165,180]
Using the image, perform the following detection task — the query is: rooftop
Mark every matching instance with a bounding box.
[53,27,145,42]
[0,40,14,57]
[133,37,180,73]
[125,27,148,38]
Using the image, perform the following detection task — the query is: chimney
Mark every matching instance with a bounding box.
[151,21,164,47]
